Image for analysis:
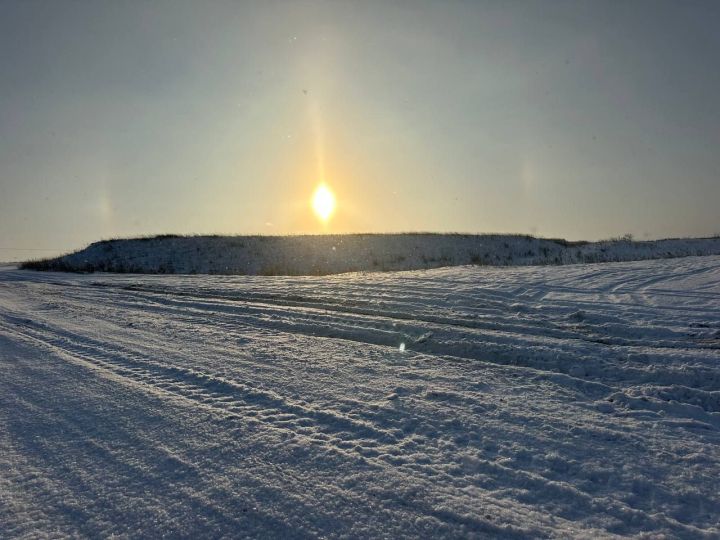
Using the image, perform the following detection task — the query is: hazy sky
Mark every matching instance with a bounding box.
[2,0,720,258]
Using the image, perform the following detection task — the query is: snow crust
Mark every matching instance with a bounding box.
[24,233,720,275]
[1,256,719,537]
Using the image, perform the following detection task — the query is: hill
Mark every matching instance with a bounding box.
[20,233,720,275]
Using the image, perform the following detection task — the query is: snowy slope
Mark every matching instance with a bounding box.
[21,233,720,275]
[1,257,719,537]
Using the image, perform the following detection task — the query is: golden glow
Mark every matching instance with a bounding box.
[311,184,336,222]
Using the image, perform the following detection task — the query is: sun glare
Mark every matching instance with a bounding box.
[312,184,336,223]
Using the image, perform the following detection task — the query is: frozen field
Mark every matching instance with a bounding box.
[1,256,719,538]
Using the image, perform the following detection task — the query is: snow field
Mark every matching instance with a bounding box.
[0,256,719,537]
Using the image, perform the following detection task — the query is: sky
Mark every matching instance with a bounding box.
[1,0,720,258]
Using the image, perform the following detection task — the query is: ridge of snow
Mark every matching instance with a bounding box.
[22,233,720,275]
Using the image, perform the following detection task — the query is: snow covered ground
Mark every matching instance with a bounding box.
[1,256,719,538]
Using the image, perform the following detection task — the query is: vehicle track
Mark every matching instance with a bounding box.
[0,316,403,457]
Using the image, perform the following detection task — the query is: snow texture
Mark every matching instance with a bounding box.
[1,256,719,538]
[21,233,720,275]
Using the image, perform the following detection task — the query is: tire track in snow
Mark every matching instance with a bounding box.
[0,321,574,538]
[87,284,720,394]
[0,317,403,455]
[23,273,720,400]
[93,282,586,341]
[75,274,720,425]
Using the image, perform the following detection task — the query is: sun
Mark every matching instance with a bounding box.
[311,184,336,223]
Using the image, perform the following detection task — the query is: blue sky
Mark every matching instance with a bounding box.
[1,0,719,258]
